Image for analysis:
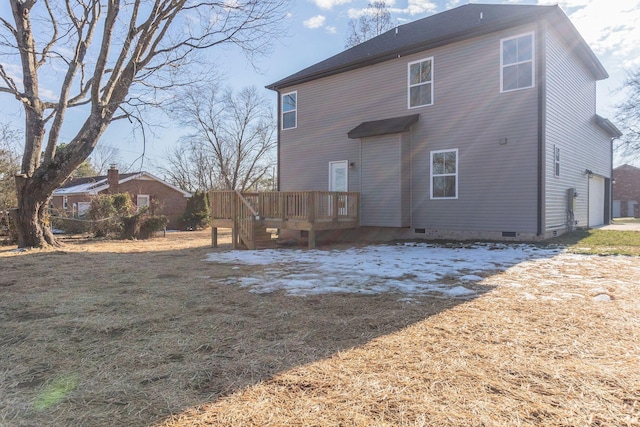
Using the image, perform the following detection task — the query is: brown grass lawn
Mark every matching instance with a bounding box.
[1,230,639,426]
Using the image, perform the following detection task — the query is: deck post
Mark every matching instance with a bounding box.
[231,194,238,249]
[308,229,316,249]
[279,192,286,222]
[308,192,316,224]
[212,227,218,248]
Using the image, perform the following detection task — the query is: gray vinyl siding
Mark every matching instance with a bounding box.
[544,26,612,230]
[279,24,540,232]
[360,134,407,226]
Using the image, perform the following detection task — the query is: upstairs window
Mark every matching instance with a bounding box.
[554,145,560,177]
[408,57,433,108]
[501,32,534,92]
[282,91,297,129]
[430,149,458,199]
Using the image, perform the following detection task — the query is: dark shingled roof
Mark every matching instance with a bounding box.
[267,3,607,90]
[348,114,420,139]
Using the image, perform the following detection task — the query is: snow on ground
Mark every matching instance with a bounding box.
[206,242,562,298]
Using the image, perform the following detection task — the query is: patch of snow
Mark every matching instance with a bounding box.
[206,242,561,297]
[443,286,476,297]
[593,294,612,302]
[460,274,484,282]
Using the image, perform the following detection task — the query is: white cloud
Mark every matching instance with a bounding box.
[557,0,640,70]
[446,0,464,8]
[348,0,435,18]
[325,26,338,34]
[392,0,438,16]
[303,15,327,29]
[312,0,352,10]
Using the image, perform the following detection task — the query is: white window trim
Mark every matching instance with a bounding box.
[500,31,535,93]
[281,91,297,130]
[407,57,434,109]
[430,148,458,200]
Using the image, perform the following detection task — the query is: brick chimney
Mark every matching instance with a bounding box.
[107,164,119,194]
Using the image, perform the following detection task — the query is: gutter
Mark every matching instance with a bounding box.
[536,22,546,236]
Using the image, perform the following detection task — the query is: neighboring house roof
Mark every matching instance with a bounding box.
[614,164,640,172]
[53,171,192,197]
[267,4,607,91]
[348,114,420,139]
[595,115,623,139]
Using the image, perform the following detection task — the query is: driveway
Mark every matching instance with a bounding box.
[598,221,640,231]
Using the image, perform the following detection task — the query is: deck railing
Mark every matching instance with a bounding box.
[210,190,359,248]
[211,191,359,223]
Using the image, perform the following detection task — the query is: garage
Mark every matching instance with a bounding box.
[588,175,605,227]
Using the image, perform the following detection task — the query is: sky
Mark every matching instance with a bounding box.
[1,0,640,171]
[204,241,617,302]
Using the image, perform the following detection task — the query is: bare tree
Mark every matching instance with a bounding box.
[0,123,21,211]
[167,85,277,192]
[90,144,123,176]
[0,0,289,247]
[159,138,219,193]
[345,1,394,49]
[615,69,640,159]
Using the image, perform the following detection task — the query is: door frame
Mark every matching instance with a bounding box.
[328,160,348,192]
[328,160,349,216]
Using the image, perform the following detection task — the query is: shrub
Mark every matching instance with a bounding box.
[0,210,17,245]
[121,213,168,240]
[50,213,91,235]
[182,191,210,230]
[87,193,135,237]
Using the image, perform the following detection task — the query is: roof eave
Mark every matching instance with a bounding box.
[267,5,607,91]
[267,11,554,91]
[595,115,623,139]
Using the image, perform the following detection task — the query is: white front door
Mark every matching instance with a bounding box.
[329,161,348,192]
[329,161,348,216]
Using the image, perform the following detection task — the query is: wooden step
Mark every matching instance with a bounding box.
[254,239,278,249]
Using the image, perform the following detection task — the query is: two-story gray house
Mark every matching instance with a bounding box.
[267,3,621,242]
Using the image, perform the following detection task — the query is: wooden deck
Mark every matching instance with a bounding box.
[210,191,359,249]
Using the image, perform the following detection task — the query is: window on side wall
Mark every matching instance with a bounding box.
[408,57,433,108]
[554,145,560,177]
[430,149,458,199]
[63,196,68,209]
[137,194,150,212]
[501,32,534,92]
[282,91,297,129]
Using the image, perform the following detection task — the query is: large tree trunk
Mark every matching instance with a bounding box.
[12,175,58,248]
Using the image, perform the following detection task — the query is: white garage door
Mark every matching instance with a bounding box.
[589,176,605,227]
[613,200,621,218]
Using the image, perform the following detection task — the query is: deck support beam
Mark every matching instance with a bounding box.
[308,229,316,249]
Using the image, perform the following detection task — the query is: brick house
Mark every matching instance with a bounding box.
[51,166,192,229]
[613,164,640,218]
